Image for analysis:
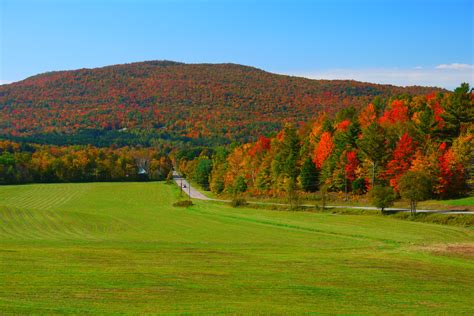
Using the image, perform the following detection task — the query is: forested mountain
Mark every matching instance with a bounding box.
[0,61,445,145]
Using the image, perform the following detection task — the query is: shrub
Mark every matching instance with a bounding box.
[173,200,193,207]
[231,198,247,207]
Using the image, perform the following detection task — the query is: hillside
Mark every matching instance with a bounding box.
[0,61,445,145]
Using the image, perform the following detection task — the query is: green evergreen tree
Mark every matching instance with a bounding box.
[356,123,389,187]
[271,124,300,189]
[300,158,319,192]
[193,158,212,191]
[441,83,473,140]
[414,104,437,138]
[281,125,300,181]
[351,178,367,194]
[256,158,272,190]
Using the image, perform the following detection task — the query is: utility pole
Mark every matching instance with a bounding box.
[371,161,376,189]
[344,169,348,201]
[188,182,191,201]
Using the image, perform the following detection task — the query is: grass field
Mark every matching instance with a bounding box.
[441,196,474,206]
[0,182,473,314]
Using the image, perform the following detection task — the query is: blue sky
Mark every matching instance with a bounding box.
[1,0,472,89]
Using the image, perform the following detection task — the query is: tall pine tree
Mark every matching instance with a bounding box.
[300,158,319,192]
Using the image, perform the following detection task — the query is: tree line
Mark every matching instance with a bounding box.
[178,84,473,203]
[0,141,172,184]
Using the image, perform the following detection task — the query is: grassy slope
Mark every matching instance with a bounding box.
[0,182,473,314]
[441,196,474,206]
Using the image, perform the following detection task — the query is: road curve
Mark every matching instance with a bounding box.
[173,171,212,200]
[172,171,473,215]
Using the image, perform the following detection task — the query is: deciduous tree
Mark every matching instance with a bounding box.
[398,171,432,214]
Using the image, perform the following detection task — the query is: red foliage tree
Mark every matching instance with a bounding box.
[313,132,334,168]
[344,150,358,181]
[358,103,377,128]
[336,119,351,133]
[384,133,416,190]
[379,100,409,126]
[436,143,464,197]
[249,136,271,157]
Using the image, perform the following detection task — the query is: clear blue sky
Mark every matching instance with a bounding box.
[1,0,473,89]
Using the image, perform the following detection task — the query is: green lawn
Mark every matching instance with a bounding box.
[0,182,473,314]
[441,196,474,206]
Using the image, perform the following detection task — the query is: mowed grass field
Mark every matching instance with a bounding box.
[0,183,473,314]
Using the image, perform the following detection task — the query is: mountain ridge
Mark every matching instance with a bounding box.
[0,60,447,145]
[7,60,446,90]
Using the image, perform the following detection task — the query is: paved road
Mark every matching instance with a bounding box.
[173,171,213,200]
[173,171,473,215]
